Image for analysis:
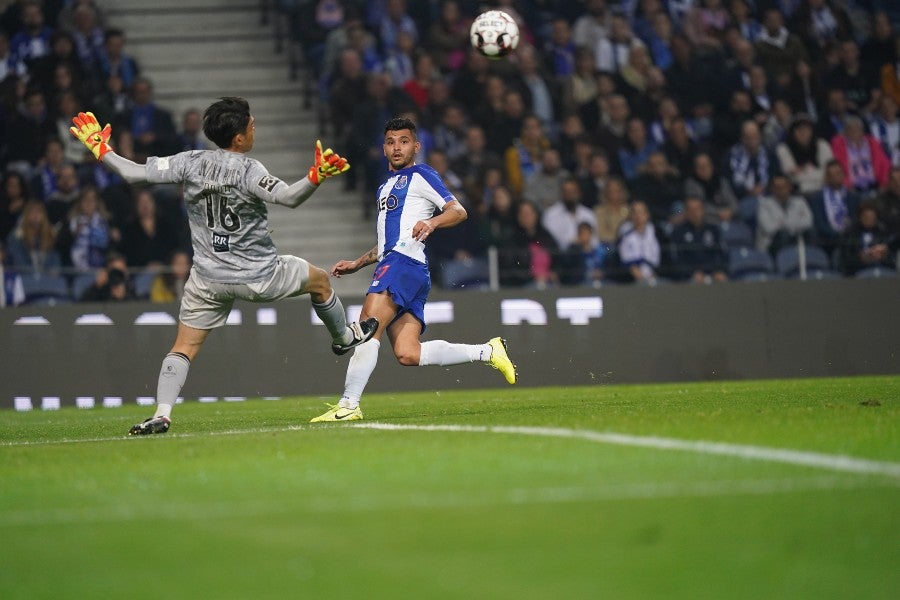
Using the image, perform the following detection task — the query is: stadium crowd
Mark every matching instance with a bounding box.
[1,0,899,306]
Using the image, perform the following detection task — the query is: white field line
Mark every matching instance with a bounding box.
[0,476,888,528]
[352,423,900,478]
[2,421,899,478]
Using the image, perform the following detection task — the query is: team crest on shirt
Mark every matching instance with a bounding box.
[257,175,278,192]
[393,175,408,190]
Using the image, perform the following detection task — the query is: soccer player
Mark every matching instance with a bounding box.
[311,116,516,423]
[69,98,378,435]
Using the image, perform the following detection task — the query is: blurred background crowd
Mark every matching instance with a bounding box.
[1,0,899,306]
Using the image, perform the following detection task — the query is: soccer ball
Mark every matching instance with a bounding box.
[470,10,519,59]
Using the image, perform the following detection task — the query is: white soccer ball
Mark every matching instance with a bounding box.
[470,10,519,59]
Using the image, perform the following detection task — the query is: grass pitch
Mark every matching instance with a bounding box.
[1,376,898,599]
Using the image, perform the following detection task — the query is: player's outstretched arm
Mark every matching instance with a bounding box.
[69,111,148,183]
[331,246,378,277]
[273,139,350,208]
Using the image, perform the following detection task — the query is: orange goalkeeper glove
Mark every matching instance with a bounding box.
[307,139,349,185]
[69,111,112,160]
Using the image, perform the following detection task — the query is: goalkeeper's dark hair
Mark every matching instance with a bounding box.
[384,117,417,138]
[203,97,251,149]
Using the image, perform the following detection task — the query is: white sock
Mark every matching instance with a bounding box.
[419,340,491,366]
[154,352,190,419]
[312,291,353,344]
[340,339,380,409]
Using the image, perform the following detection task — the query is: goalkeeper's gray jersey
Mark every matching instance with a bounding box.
[145,149,288,284]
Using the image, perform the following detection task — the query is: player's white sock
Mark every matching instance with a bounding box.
[418,340,491,366]
[340,339,380,409]
[312,291,353,344]
[154,352,190,419]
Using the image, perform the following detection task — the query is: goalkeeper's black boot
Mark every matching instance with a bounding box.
[128,416,171,436]
[332,317,379,356]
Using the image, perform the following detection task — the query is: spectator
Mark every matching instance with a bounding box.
[594,176,630,244]
[543,17,577,81]
[754,8,809,90]
[683,0,729,55]
[594,14,645,75]
[31,137,71,202]
[503,113,550,197]
[661,116,699,179]
[56,185,115,271]
[556,114,589,174]
[92,72,131,125]
[0,30,27,81]
[401,51,438,112]
[452,124,500,203]
[684,152,738,224]
[645,10,675,70]
[45,162,80,225]
[149,249,191,303]
[617,116,657,181]
[756,174,814,254]
[572,0,611,52]
[830,115,891,194]
[817,88,854,142]
[669,196,728,283]
[4,88,56,175]
[450,49,492,119]
[432,102,467,163]
[860,11,896,72]
[873,167,900,237]
[577,149,610,209]
[382,28,415,87]
[618,45,655,106]
[824,39,879,115]
[869,94,900,167]
[425,0,470,73]
[68,2,105,86]
[618,200,661,284]
[503,200,559,288]
[881,38,900,108]
[630,151,683,229]
[523,148,569,211]
[573,221,608,287]
[117,77,179,161]
[508,44,556,131]
[785,60,824,122]
[561,46,599,117]
[590,94,630,168]
[541,177,597,251]
[776,114,834,194]
[8,0,52,65]
[487,88,528,158]
[808,160,860,257]
[481,185,518,251]
[794,0,853,65]
[0,170,30,242]
[25,30,84,95]
[177,108,208,151]
[0,241,25,307]
[378,0,418,55]
[840,201,896,275]
[726,120,777,201]
[53,91,88,165]
[99,28,139,89]
[78,250,136,302]
[713,90,755,155]
[4,199,61,275]
[728,0,761,44]
[118,187,185,268]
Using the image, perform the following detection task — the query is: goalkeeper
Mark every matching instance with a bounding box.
[70,97,377,436]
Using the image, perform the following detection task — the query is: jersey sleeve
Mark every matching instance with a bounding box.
[144,152,191,184]
[418,165,456,210]
[244,158,288,204]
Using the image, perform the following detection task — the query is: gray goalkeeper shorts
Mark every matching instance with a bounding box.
[179,255,311,329]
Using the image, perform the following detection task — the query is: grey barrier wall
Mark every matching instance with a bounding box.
[1,278,898,409]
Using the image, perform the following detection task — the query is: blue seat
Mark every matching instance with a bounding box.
[441,258,490,290]
[21,274,71,305]
[775,244,834,278]
[133,271,156,299]
[728,247,774,280]
[854,266,897,279]
[720,220,755,250]
[71,272,99,301]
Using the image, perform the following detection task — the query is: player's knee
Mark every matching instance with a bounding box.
[395,350,420,366]
[306,265,332,297]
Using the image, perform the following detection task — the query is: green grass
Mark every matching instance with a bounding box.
[1,377,898,600]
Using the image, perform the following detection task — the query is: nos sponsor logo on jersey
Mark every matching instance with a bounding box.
[212,233,230,252]
[257,175,278,192]
[378,194,400,212]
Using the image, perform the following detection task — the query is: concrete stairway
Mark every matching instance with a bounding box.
[104,0,373,296]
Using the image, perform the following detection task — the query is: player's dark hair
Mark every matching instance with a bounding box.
[384,117,417,137]
[203,97,251,149]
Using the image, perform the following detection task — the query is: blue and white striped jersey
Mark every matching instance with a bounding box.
[374,163,455,264]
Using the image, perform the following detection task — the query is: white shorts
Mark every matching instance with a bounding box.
[179,255,311,329]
